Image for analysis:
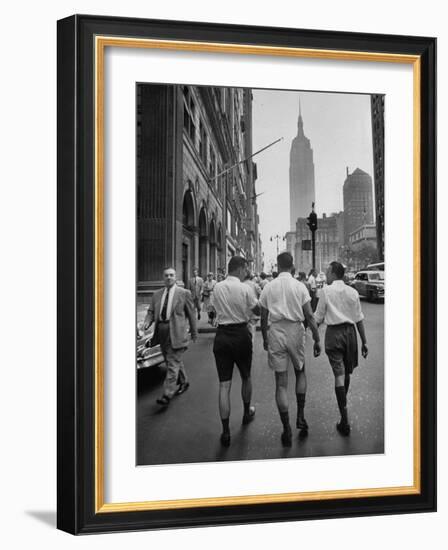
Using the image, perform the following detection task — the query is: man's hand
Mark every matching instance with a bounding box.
[313,340,321,357]
[263,339,269,352]
[361,343,368,358]
[143,318,152,331]
[191,334,198,343]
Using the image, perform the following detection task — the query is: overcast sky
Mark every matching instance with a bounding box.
[252,89,374,271]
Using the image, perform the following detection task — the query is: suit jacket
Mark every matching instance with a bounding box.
[188,276,204,300]
[148,285,198,349]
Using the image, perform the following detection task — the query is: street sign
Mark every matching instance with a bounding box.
[302,239,312,250]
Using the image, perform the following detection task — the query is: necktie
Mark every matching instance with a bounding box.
[161,287,170,321]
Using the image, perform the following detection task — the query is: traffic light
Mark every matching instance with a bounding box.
[307,211,318,232]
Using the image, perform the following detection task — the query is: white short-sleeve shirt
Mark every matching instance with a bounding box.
[213,276,259,325]
[259,272,311,323]
[314,280,364,326]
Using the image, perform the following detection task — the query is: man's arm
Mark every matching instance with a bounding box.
[356,320,368,358]
[303,301,321,357]
[143,299,155,330]
[260,306,269,351]
[314,290,326,326]
[184,290,198,341]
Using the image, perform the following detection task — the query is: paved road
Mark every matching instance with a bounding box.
[137,300,384,465]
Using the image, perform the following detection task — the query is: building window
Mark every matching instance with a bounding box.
[199,121,207,164]
[209,147,216,181]
[183,86,197,146]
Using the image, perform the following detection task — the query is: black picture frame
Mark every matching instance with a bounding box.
[57,14,436,534]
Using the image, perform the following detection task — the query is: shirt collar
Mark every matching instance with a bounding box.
[278,272,292,278]
[226,275,240,282]
[332,280,345,286]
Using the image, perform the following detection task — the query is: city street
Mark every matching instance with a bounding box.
[137,299,384,465]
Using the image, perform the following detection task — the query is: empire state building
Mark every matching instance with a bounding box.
[289,102,315,230]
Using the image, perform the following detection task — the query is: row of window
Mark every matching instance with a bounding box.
[183,86,220,185]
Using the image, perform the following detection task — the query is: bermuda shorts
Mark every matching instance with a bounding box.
[325,323,358,377]
[267,320,306,373]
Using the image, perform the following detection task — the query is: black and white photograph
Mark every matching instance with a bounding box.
[136,84,385,466]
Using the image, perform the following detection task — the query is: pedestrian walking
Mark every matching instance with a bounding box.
[314,261,368,436]
[307,268,318,311]
[144,267,198,407]
[212,256,260,447]
[259,272,269,290]
[188,267,204,320]
[244,272,261,339]
[260,252,321,446]
[202,272,217,325]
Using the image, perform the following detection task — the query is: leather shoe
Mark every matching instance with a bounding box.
[296,416,309,430]
[175,382,190,396]
[220,432,231,447]
[242,405,256,425]
[281,427,292,447]
[336,421,351,436]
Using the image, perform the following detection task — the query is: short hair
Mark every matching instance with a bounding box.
[163,266,176,274]
[260,272,267,280]
[228,256,247,273]
[272,271,278,279]
[277,252,293,270]
[298,271,306,280]
[329,261,345,279]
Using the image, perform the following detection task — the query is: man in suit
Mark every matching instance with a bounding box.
[144,267,198,407]
[188,267,204,320]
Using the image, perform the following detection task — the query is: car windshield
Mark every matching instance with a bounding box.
[368,272,384,281]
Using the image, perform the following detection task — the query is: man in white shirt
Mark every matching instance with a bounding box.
[187,268,204,320]
[315,261,368,436]
[212,256,260,447]
[144,267,197,407]
[260,252,321,446]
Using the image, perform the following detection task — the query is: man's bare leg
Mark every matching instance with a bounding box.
[219,380,232,446]
[275,371,292,446]
[241,376,255,424]
[334,371,350,435]
[295,367,308,431]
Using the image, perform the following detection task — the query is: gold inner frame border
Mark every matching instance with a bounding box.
[94,36,421,513]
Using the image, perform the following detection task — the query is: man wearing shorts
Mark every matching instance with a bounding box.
[315,261,368,436]
[212,256,260,447]
[260,252,321,446]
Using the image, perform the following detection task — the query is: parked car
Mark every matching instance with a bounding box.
[136,322,165,369]
[351,270,385,302]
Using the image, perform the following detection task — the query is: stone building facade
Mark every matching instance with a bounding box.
[137,84,260,298]
[371,94,385,261]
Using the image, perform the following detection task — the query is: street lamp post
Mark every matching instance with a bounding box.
[307,202,318,271]
[270,234,285,268]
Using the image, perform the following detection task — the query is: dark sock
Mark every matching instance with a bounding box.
[296,393,306,417]
[279,410,290,429]
[344,376,350,394]
[335,386,348,424]
[243,402,251,415]
[221,418,230,434]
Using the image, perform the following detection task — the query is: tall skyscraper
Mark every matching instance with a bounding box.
[289,101,315,231]
[343,167,374,243]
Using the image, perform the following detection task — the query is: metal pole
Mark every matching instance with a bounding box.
[209,137,283,182]
[311,229,316,271]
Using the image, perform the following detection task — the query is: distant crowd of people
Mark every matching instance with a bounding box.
[143,253,368,448]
